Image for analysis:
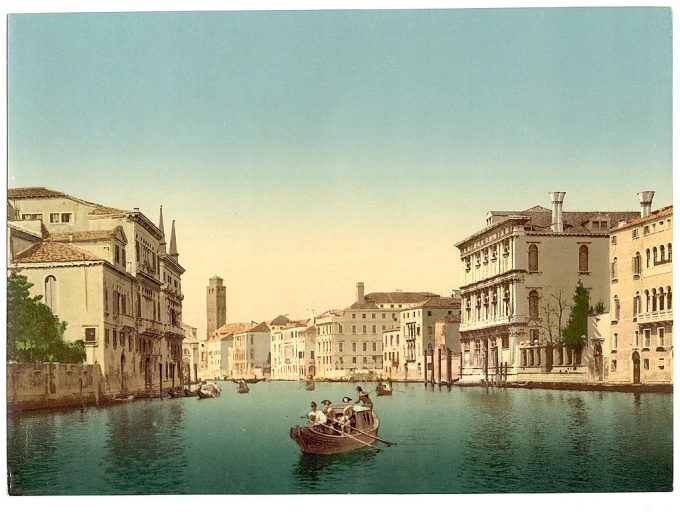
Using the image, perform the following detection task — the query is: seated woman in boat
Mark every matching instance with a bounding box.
[355,386,373,409]
[307,401,327,431]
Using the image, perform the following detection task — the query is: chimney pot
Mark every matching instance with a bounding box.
[637,191,655,217]
[549,192,566,233]
[356,282,365,304]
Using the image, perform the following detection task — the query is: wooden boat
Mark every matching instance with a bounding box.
[109,394,135,403]
[290,406,380,454]
[237,383,250,394]
[304,380,315,391]
[231,378,265,384]
[183,388,198,397]
[197,383,221,399]
[375,384,392,396]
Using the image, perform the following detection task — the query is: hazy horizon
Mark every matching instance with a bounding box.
[7,8,672,338]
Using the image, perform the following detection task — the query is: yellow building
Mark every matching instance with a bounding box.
[8,187,185,395]
[605,194,673,384]
[270,319,316,380]
[455,192,638,384]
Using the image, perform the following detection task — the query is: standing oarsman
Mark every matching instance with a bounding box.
[355,386,373,409]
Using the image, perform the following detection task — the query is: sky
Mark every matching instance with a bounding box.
[6,5,673,339]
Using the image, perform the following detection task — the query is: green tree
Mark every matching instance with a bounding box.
[7,272,86,363]
[562,280,590,348]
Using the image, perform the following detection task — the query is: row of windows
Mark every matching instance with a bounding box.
[463,241,511,270]
[612,287,673,320]
[528,244,589,273]
[20,212,72,223]
[612,327,668,349]
[615,244,673,277]
[610,357,666,372]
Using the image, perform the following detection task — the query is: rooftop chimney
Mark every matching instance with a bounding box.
[637,191,655,218]
[356,282,365,304]
[549,192,566,233]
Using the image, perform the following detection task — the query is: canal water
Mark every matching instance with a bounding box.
[6,382,673,495]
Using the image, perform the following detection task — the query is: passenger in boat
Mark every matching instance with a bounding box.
[383,379,391,391]
[321,399,334,423]
[307,401,327,430]
[355,386,373,409]
[339,396,354,432]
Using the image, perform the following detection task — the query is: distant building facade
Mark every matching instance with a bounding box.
[455,192,639,384]
[270,320,316,380]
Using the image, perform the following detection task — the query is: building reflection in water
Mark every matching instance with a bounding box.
[101,400,189,493]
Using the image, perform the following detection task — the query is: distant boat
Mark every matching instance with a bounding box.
[290,406,380,455]
[197,383,221,399]
[237,382,250,394]
[109,394,135,403]
[304,380,315,391]
[375,384,392,396]
[231,378,265,384]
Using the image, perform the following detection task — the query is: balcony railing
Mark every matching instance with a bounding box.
[637,310,673,324]
[460,314,528,331]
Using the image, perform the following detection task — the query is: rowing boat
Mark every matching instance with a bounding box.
[290,406,379,454]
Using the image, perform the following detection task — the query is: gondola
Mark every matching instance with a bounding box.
[109,394,135,403]
[375,385,392,396]
[304,380,315,391]
[237,383,250,394]
[290,406,380,455]
[231,378,265,384]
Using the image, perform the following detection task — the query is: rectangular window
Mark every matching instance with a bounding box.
[362,342,367,351]
[338,325,343,334]
[352,343,356,352]
[352,326,356,334]
[658,328,665,347]
[49,213,60,223]
[115,245,120,263]
[501,335,509,350]
[352,357,357,363]
[658,358,665,370]
[643,358,649,370]
[112,330,117,349]
[362,325,367,334]
[339,343,343,352]
[613,333,618,349]
[372,342,377,351]
[644,329,651,347]
[372,325,377,334]
[611,360,617,372]
[611,235,617,245]
[61,213,71,223]
[85,328,96,342]
[21,213,43,221]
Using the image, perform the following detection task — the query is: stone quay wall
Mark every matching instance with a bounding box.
[7,362,106,412]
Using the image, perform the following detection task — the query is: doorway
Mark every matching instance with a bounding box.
[632,352,641,384]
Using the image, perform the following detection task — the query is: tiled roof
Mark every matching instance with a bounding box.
[13,241,103,263]
[611,205,673,232]
[420,297,462,308]
[89,205,128,215]
[348,301,382,310]
[364,291,440,303]
[268,315,290,326]
[7,187,66,199]
[436,313,462,323]
[213,322,253,338]
[47,229,120,242]
[248,321,271,333]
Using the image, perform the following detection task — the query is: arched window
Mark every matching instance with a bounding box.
[44,275,57,315]
[653,247,658,265]
[667,287,672,310]
[611,257,617,279]
[668,244,672,262]
[660,246,666,262]
[579,246,589,272]
[634,292,640,317]
[646,249,651,267]
[633,252,642,275]
[613,296,620,321]
[659,287,665,310]
[652,289,658,312]
[528,244,539,271]
[528,290,539,319]
[645,290,650,312]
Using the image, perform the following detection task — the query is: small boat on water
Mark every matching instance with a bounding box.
[290,406,380,455]
[231,378,265,384]
[304,380,315,391]
[197,383,222,399]
[237,382,250,394]
[375,385,392,396]
[109,394,135,403]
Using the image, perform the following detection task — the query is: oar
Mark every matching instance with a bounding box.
[345,424,396,446]
[326,424,381,452]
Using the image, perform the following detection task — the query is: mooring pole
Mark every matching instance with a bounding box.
[159,363,163,399]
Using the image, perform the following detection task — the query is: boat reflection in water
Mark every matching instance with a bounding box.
[293,450,377,491]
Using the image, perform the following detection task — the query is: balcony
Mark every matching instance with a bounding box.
[459,314,528,332]
[637,310,673,325]
[136,318,164,337]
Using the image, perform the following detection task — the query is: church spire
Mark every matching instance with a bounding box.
[169,220,179,261]
[158,206,167,255]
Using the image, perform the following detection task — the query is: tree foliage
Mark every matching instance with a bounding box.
[538,289,570,347]
[7,272,86,363]
[562,280,590,348]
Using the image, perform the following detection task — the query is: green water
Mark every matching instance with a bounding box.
[6,382,673,494]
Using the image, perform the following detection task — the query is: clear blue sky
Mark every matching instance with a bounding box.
[7,8,673,336]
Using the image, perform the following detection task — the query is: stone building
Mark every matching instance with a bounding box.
[454,192,639,384]
[314,282,441,380]
[181,323,203,381]
[7,187,185,395]
[270,319,316,380]
[230,322,271,379]
[601,193,673,384]
[206,322,251,379]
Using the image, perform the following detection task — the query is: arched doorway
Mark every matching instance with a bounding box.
[632,352,641,384]
[120,353,127,393]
